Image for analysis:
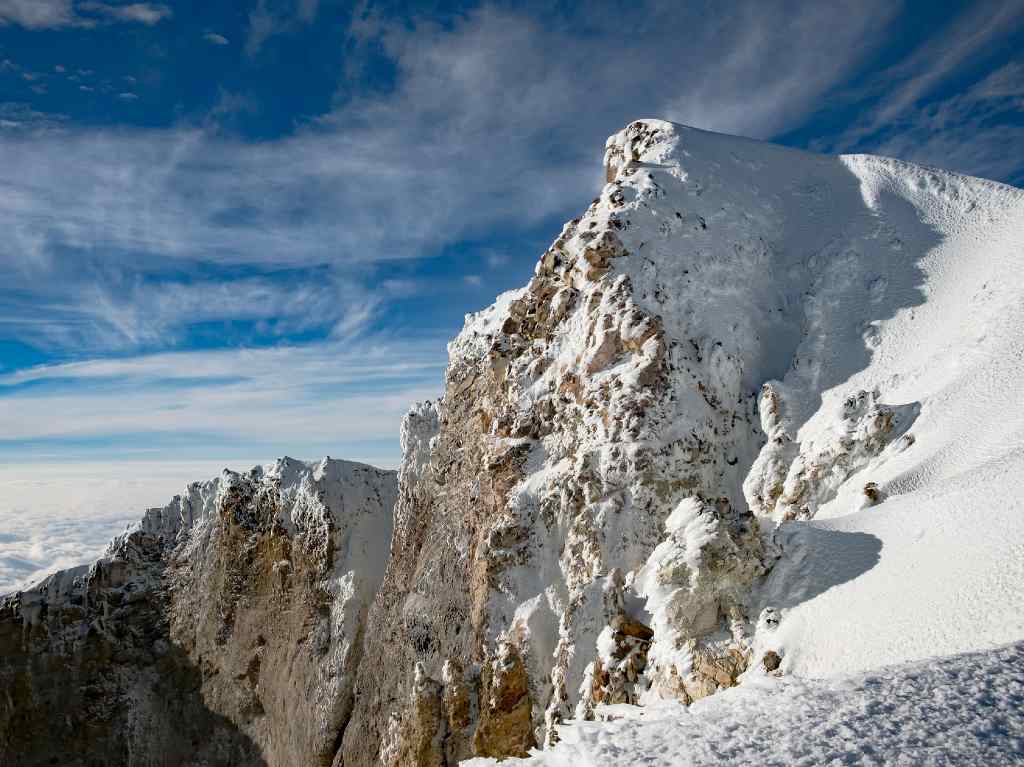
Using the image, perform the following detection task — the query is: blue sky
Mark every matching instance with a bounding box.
[1,0,1022,470]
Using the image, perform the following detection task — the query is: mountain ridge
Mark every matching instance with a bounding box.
[2,119,1023,766]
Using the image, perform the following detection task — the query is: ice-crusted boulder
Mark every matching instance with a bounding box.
[744,385,919,520]
[0,457,395,767]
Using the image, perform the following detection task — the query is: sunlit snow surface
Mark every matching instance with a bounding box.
[467,642,1024,766]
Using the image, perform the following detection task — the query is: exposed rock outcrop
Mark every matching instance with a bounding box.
[342,120,779,763]
[342,118,947,763]
[0,458,395,766]
[634,497,768,703]
[744,387,918,520]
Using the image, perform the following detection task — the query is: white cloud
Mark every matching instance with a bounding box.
[0,102,68,133]
[483,251,509,269]
[117,91,138,100]
[0,0,171,28]
[868,63,1024,184]
[245,0,323,57]
[0,1,900,270]
[0,0,75,28]
[823,0,1024,166]
[0,259,407,352]
[78,1,171,25]
[245,1,279,57]
[204,31,229,45]
[0,100,589,277]
[0,336,447,448]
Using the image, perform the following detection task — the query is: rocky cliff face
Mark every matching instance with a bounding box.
[0,458,395,766]
[342,119,977,763]
[340,120,785,764]
[4,118,1010,766]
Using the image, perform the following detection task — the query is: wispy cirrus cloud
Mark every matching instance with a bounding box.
[842,0,1021,146]
[0,0,897,322]
[0,0,75,28]
[816,0,1024,182]
[0,335,448,463]
[871,62,1024,185]
[0,102,68,132]
[0,0,171,28]
[0,120,584,273]
[0,272,393,352]
[77,2,170,25]
[245,0,322,57]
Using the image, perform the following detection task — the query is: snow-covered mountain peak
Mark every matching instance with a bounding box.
[372,118,1024,762]
[3,119,1022,766]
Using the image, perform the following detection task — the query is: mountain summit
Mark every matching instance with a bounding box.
[3,120,1023,766]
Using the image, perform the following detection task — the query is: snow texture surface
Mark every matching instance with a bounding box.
[465,641,1024,766]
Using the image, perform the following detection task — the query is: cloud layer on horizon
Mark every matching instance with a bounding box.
[0,334,447,466]
[0,459,261,593]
